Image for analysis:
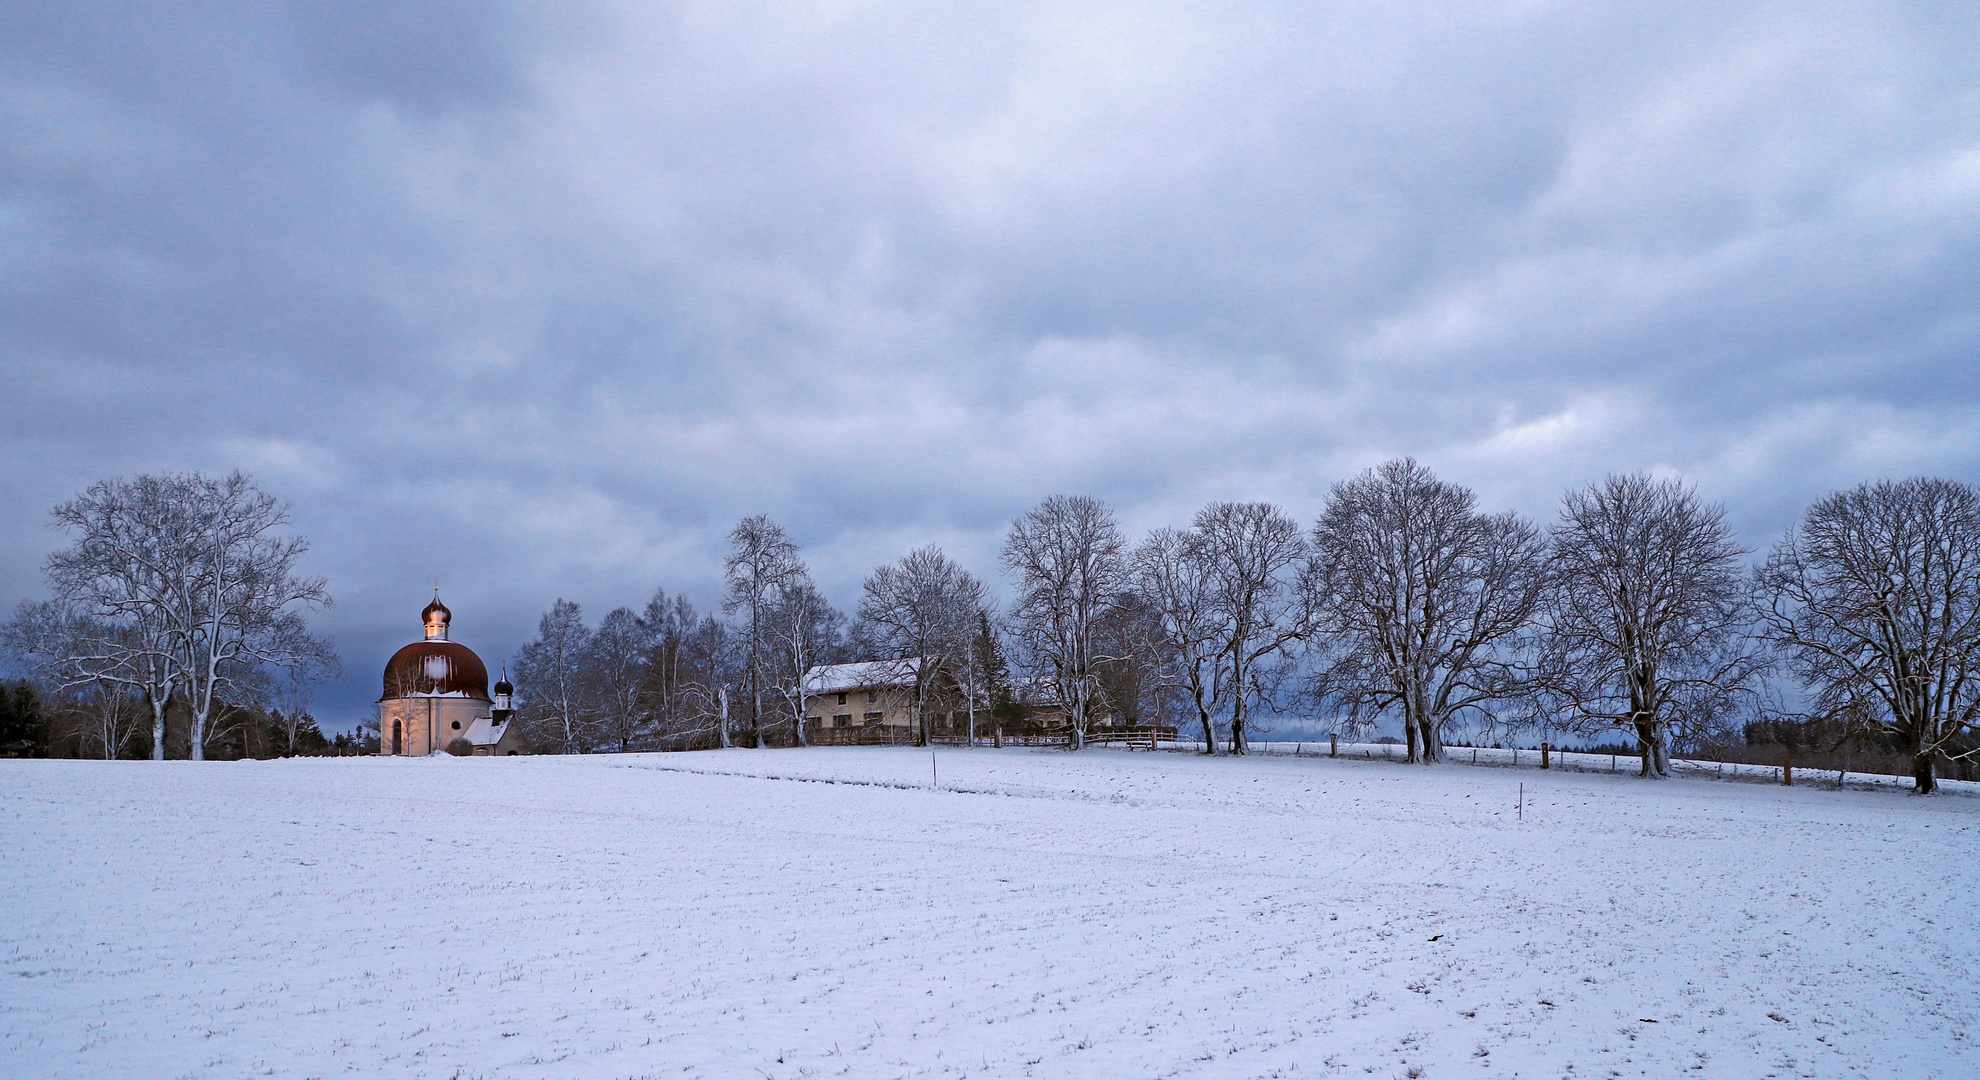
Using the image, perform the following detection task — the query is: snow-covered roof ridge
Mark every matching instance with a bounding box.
[802,658,922,695]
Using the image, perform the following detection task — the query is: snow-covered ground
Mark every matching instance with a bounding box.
[3,748,1975,1079]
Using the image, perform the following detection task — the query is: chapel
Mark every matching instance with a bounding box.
[378,593,527,756]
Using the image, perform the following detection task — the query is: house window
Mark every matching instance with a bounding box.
[806,716,821,727]
[834,714,852,727]
[866,691,878,704]
[863,712,883,725]
[837,692,848,705]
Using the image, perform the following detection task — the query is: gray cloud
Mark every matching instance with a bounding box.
[5,2,1978,727]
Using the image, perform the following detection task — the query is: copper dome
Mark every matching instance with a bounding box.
[381,640,490,701]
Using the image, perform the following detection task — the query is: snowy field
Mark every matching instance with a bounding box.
[3,748,1976,1079]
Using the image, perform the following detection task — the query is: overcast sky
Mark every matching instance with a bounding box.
[5,2,1978,731]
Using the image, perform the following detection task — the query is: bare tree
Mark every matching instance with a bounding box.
[1002,496,1129,750]
[1543,474,1763,778]
[1190,502,1311,754]
[724,515,802,749]
[639,589,697,741]
[635,592,740,752]
[31,482,188,757]
[62,680,148,759]
[767,572,843,747]
[1133,527,1225,751]
[1756,477,1980,795]
[2,603,141,758]
[1091,591,1168,730]
[589,606,654,752]
[1308,459,1547,763]
[265,643,342,757]
[1130,505,1309,753]
[514,599,593,754]
[43,472,334,760]
[859,546,987,745]
[0,611,149,758]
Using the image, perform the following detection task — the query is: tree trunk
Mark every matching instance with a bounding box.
[1404,716,1420,763]
[1229,716,1246,755]
[1633,718,1670,778]
[150,697,167,761]
[1196,703,1216,755]
[718,685,732,749]
[1421,717,1443,763]
[1912,750,1937,795]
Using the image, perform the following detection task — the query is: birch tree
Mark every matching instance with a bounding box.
[639,589,697,740]
[859,546,987,745]
[1756,477,1980,794]
[589,606,654,752]
[514,599,593,753]
[1002,496,1128,750]
[639,594,738,751]
[1543,474,1762,778]
[1308,459,1547,763]
[723,515,801,748]
[768,574,843,747]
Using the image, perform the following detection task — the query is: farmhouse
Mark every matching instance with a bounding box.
[800,659,922,731]
[799,659,1083,743]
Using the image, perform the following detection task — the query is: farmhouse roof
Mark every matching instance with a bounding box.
[802,658,923,696]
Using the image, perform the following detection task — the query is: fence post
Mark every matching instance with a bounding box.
[995,726,1003,749]
[1541,742,1550,770]
[1783,757,1793,786]
[1330,734,1338,758]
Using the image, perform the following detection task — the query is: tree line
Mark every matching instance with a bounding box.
[501,462,1979,795]
[6,464,1975,793]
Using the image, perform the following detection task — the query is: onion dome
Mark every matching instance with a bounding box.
[422,592,453,640]
[382,640,490,700]
[494,671,514,698]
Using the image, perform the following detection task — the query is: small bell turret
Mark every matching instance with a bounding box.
[493,666,515,716]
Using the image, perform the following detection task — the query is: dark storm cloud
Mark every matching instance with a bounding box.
[5,2,1979,726]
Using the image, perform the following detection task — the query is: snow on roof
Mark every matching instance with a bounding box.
[460,715,512,747]
[802,658,922,696]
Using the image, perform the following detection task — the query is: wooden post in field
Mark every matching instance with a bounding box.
[994,726,1003,749]
[1330,734,1338,758]
[1541,742,1550,770]
[1783,757,1793,786]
